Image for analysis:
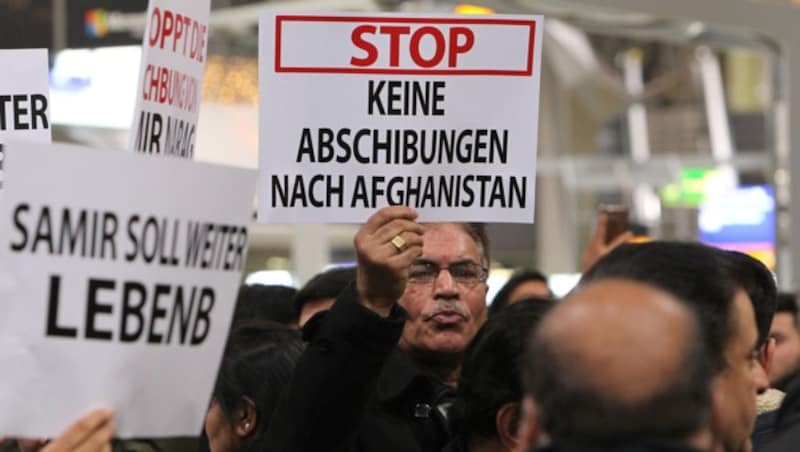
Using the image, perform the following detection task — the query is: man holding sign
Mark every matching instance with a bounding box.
[266,206,490,452]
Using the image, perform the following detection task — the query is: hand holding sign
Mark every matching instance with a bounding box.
[355,206,424,317]
[42,409,116,452]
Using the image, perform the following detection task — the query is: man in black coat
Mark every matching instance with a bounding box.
[266,206,490,452]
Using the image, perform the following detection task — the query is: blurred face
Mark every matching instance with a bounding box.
[509,280,551,303]
[769,312,800,388]
[205,399,238,452]
[398,223,488,356]
[714,290,765,452]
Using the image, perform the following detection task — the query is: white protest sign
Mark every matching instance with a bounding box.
[0,142,257,438]
[258,13,544,223]
[0,49,51,144]
[129,0,210,158]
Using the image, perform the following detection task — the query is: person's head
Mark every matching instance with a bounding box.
[580,241,771,452]
[488,270,552,317]
[522,279,715,448]
[723,250,778,392]
[452,297,554,452]
[205,321,304,452]
[232,285,298,328]
[398,223,490,375]
[770,293,800,390]
[294,266,356,327]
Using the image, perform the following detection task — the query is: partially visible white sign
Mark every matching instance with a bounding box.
[258,13,544,223]
[0,142,257,438]
[129,0,210,158]
[0,49,51,144]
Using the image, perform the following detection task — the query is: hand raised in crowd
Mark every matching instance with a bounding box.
[354,206,424,317]
[38,408,116,452]
[580,212,634,272]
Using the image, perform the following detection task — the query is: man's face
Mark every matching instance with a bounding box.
[398,223,488,356]
[714,289,765,452]
[769,312,800,387]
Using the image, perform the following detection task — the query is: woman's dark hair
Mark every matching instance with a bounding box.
[212,320,304,452]
[489,270,552,316]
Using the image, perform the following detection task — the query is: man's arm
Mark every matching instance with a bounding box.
[265,206,423,451]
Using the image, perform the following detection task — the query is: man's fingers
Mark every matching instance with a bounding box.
[50,409,113,452]
[373,219,425,244]
[384,231,424,257]
[607,231,634,250]
[388,244,424,267]
[361,206,418,235]
[71,421,115,452]
[591,213,609,245]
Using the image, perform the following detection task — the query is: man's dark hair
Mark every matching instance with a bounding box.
[525,300,714,443]
[489,270,552,316]
[723,250,777,347]
[213,321,304,452]
[232,284,298,326]
[293,266,356,312]
[452,297,554,444]
[581,241,739,373]
[777,293,799,327]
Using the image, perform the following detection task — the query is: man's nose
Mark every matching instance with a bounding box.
[433,268,459,298]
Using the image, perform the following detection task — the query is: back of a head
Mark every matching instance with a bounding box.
[777,292,798,321]
[454,297,555,444]
[581,241,739,373]
[213,321,304,452]
[293,266,356,312]
[525,279,714,444]
[489,270,552,316]
[232,284,299,326]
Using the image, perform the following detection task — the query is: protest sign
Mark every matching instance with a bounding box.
[129,0,210,159]
[258,13,544,223]
[0,142,257,438]
[0,49,51,144]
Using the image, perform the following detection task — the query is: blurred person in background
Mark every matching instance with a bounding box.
[293,267,356,327]
[232,285,298,328]
[487,270,552,317]
[768,293,800,391]
[445,298,554,452]
[205,321,303,452]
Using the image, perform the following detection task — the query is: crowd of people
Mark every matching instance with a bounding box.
[8,205,800,452]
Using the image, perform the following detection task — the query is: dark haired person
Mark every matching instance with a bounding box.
[232,285,299,328]
[266,206,491,452]
[488,270,552,316]
[519,279,717,451]
[293,266,356,327]
[769,293,800,391]
[579,242,774,452]
[445,297,554,452]
[206,321,303,452]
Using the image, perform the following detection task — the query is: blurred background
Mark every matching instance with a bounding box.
[2,0,797,299]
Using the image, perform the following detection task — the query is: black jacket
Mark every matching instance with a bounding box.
[533,440,703,452]
[265,284,454,452]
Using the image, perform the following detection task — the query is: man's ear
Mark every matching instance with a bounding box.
[233,396,258,439]
[514,397,540,452]
[759,337,776,378]
[496,402,520,451]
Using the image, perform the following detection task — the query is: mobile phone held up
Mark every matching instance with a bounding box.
[600,205,629,245]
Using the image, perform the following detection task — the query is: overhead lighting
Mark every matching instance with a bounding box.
[454,4,495,15]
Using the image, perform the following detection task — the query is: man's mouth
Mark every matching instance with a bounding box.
[429,311,465,325]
